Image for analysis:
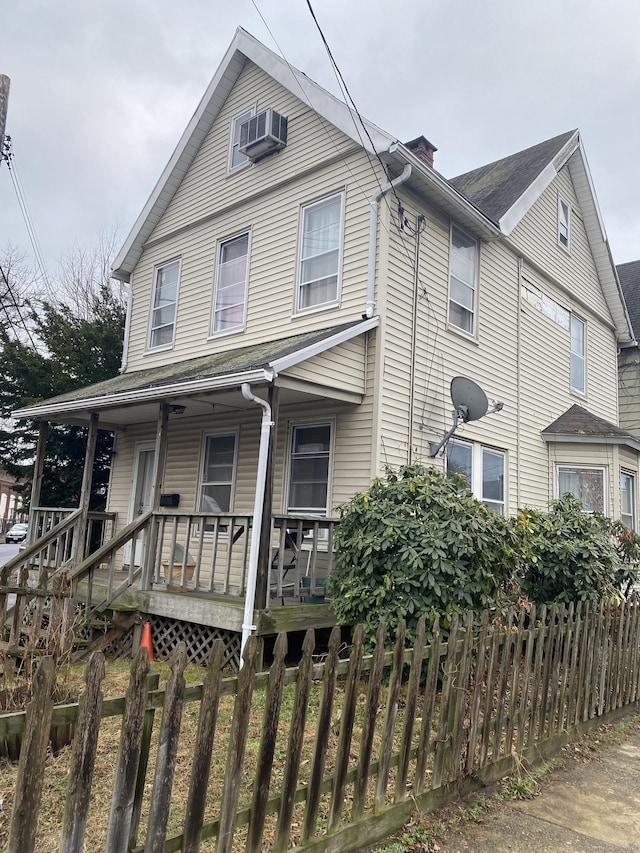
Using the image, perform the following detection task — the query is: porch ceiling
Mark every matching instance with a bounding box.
[13,318,377,428]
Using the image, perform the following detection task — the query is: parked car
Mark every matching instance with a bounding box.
[5,523,28,543]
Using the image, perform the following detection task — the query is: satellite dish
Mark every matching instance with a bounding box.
[450,376,488,423]
[428,376,503,457]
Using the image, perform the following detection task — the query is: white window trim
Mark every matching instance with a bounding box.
[555,464,606,514]
[197,428,239,521]
[147,257,181,353]
[570,313,586,396]
[447,222,479,338]
[295,191,345,316]
[558,196,571,251]
[620,470,636,530]
[210,229,251,337]
[228,106,256,175]
[285,419,335,517]
[446,439,506,515]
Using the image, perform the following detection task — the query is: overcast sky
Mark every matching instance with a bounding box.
[2,0,640,279]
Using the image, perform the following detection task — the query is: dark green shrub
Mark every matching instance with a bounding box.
[514,494,631,606]
[327,465,513,646]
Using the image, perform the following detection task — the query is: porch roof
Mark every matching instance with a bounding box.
[542,404,640,452]
[13,318,378,425]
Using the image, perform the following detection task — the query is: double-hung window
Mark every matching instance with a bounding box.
[149,259,180,349]
[212,232,250,334]
[199,432,237,515]
[620,471,636,529]
[558,197,571,249]
[570,314,586,394]
[287,423,333,515]
[448,224,477,335]
[556,465,605,513]
[297,193,344,312]
[446,439,505,515]
[228,107,254,172]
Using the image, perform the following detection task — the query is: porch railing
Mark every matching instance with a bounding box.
[142,511,338,604]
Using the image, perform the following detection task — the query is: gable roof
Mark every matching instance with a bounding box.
[450,131,577,226]
[617,260,640,340]
[450,131,634,345]
[110,30,633,345]
[13,318,377,423]
[542,404,640,451]
[111,28,502,281]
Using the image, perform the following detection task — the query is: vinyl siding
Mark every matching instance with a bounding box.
[376,170,623,515]
[284,338,366,395]
[508,170,611,321]
[619,351,640,440]
[124,62,383,372]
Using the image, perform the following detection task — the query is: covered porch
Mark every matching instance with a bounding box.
[7,322,376,660]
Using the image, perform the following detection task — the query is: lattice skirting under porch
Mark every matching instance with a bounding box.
[103,615,242,669]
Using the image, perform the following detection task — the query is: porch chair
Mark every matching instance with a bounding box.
[270,529,303,605]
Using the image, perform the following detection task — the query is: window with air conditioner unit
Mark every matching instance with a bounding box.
[238,109,288,162]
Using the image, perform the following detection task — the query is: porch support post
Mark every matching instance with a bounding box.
[142,402,170,588]
[71,412,99,564]
[256,385,279,609]
[27,420,48,545]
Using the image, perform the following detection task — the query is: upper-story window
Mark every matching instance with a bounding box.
[212,232,250,335]
[448,224,477,335]
[558,197,571,250]
[570,314,586,394]
[228,107,255,173]
[446,439,505,515]
[148,258,180,350]
[297,192,344,312]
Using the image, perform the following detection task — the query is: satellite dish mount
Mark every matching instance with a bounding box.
[428,376,503,458]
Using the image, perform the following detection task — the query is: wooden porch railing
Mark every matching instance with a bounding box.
[141,511,338,603]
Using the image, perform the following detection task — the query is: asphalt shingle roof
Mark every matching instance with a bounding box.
[617,260,640,340]
[450,131,577,224]
[542,404,635,440]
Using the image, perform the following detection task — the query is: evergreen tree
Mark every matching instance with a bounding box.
[0,283,125,509]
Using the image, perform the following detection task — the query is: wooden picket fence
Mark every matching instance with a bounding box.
[3,599,640,852]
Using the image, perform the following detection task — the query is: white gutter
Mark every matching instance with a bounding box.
[13,368,269,420]
[365,164,412,318]
[240,382,273,663]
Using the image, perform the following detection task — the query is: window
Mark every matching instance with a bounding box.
[199,432,237,514]
[620,472,635,529]
[287,423,333,514]
[212,232,250,334]
[558,197,570,249]
[448,224,477,334]
[149,259,180,349]
[297,193,343,312]
[570,314,585,394]
[556,465,605,513]
[446,439,505,515]
[228,107,255,172]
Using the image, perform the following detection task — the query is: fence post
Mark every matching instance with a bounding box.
[7,656,56,853]
[59,653,106,853]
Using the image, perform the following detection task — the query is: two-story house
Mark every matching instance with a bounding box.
[12,28,638,663]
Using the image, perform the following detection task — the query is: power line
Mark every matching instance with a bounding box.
[3,136,52,290]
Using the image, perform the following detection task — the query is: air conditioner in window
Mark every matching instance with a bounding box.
[238,109,288,162]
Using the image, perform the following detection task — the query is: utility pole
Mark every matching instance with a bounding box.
[0,74,10,165]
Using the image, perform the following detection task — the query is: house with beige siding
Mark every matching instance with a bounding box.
[11,28,639,663]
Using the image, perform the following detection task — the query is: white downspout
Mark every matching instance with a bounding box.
[240,382,273,664]
[365,164,412,318]
[119,282,133,374]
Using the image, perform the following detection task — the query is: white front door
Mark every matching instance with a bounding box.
[126,443,156,567]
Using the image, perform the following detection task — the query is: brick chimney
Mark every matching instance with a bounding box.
[405,136,437,168]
